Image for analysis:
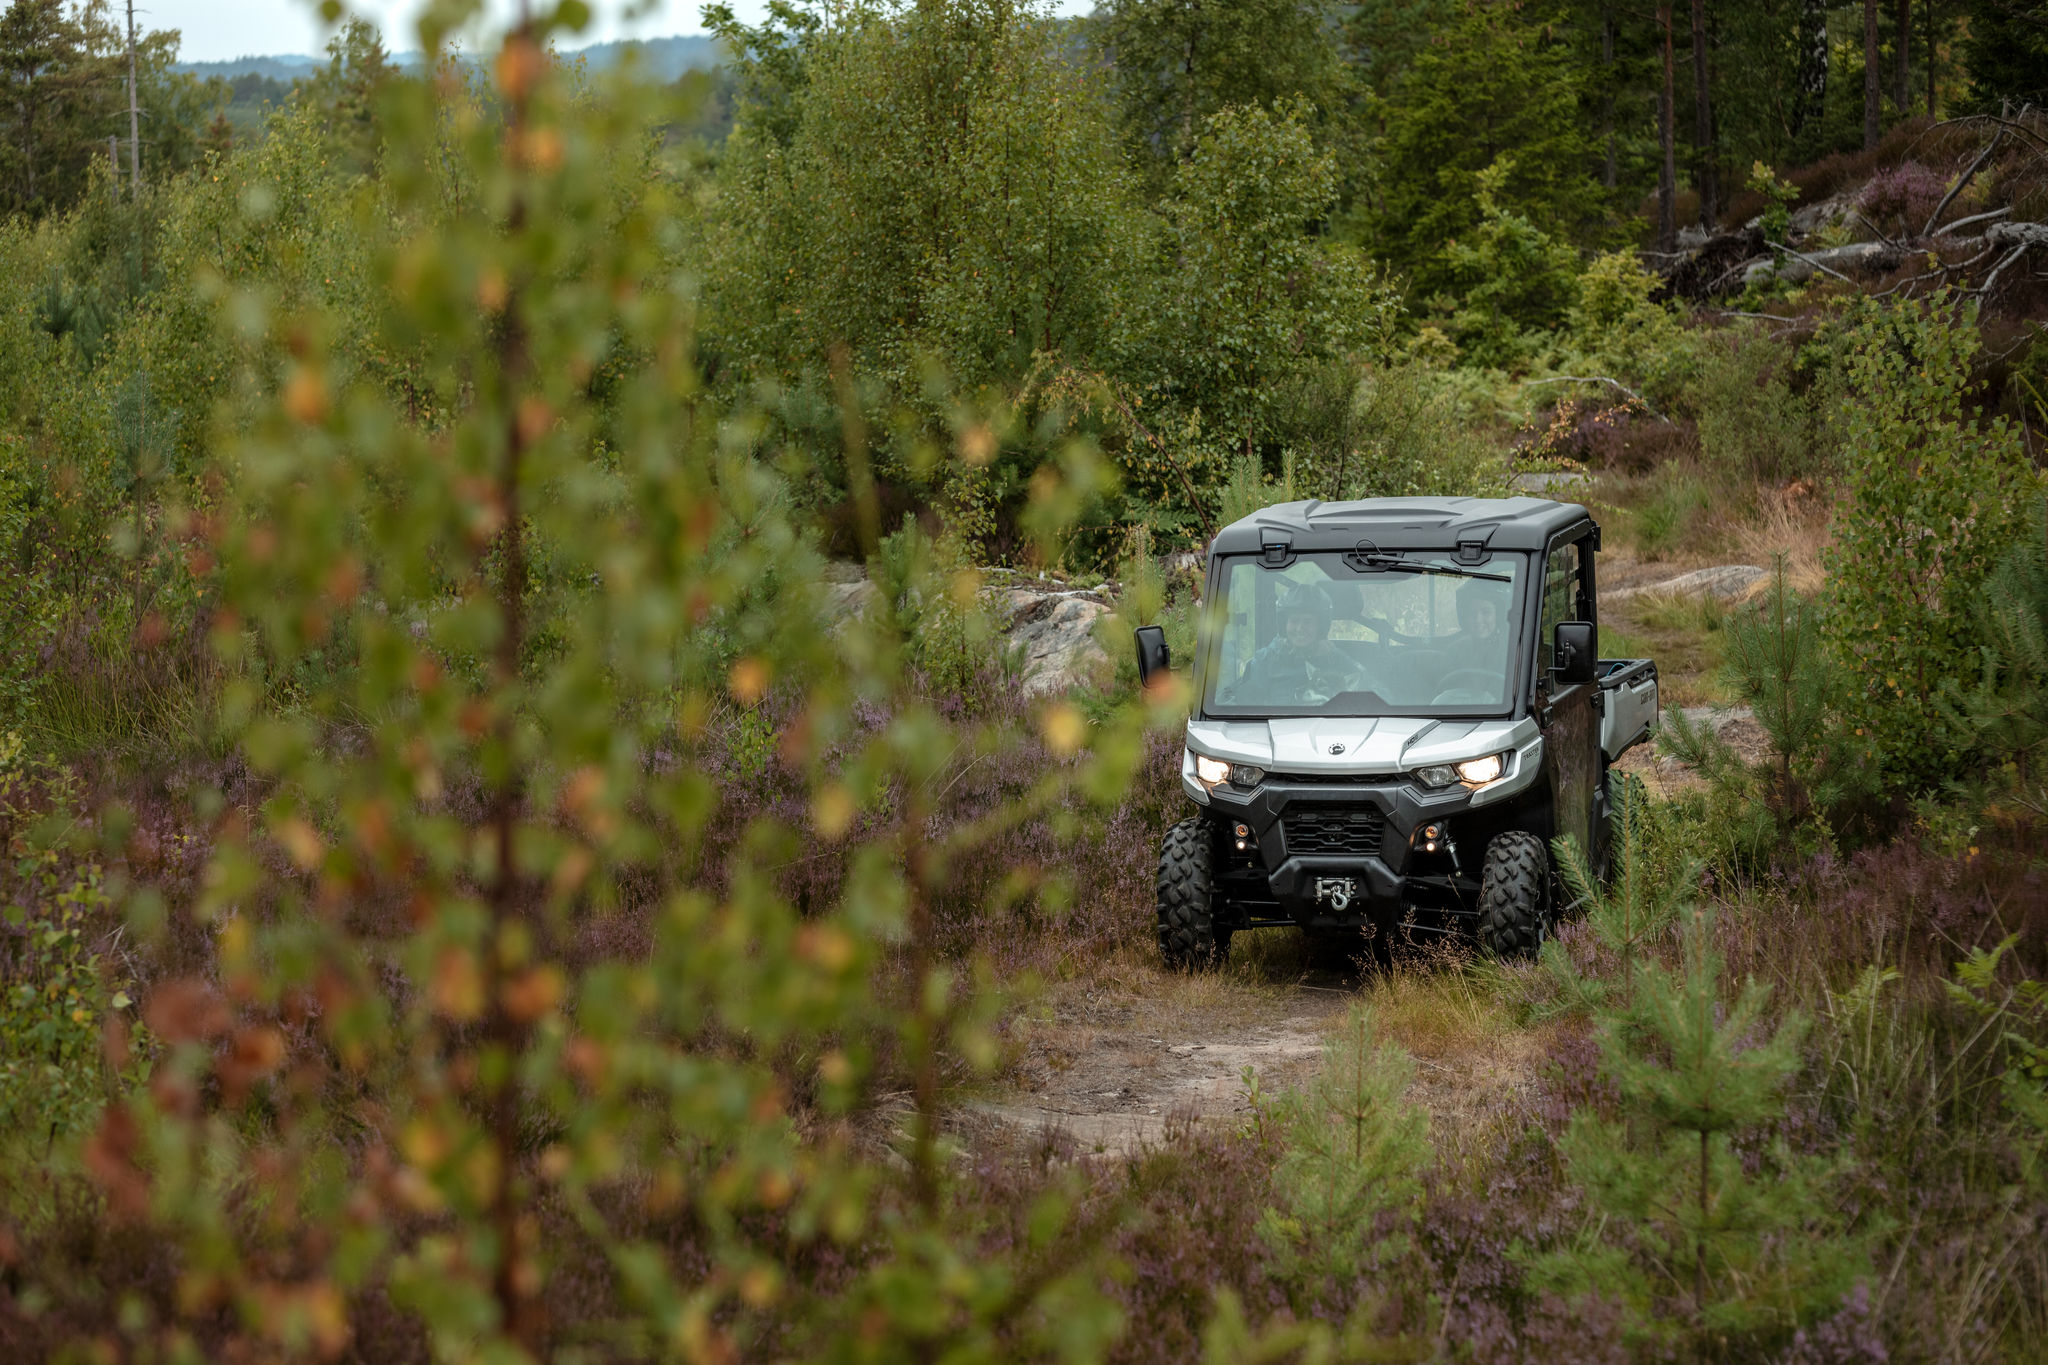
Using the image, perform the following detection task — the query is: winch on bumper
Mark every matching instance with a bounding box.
[1188,756,1542,930]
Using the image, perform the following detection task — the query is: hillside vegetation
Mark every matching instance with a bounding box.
[0,1,2045,1362]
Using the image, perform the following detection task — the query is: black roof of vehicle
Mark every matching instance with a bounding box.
[1208,497,1596,556]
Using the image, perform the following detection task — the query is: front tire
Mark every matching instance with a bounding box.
[1157,817,1230,970]
[1476,830,1550,959]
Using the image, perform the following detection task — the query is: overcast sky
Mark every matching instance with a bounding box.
[150,1,1095,64]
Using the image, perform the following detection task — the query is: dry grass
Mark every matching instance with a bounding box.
[1728,484,1834,597]
[1355,947,1558,1158]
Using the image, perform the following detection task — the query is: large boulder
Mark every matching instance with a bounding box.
[1003,587,1112,696]
[1607,564,1768,604]
[815,566,1113,695]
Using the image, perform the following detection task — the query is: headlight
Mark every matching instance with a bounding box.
[1412,753,1509,789]
[1456,753,1506,785]
[1191,753,1264,790]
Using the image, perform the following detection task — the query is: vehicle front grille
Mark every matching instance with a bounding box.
[1283,804,1385,856]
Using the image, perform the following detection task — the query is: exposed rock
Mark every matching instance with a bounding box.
[1510,470,1589,495]
[1784,193,1855,237]
[1606,564,1768,604]
[820,578,878,621]
[1003,588,1112,696]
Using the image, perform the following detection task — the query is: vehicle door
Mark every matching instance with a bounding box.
[1535,533,1600,877]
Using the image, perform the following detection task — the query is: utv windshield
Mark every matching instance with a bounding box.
[1203,550,1527,717]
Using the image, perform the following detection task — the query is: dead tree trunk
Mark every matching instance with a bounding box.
[1795,0,1828,144]
[1864,0,1882,147]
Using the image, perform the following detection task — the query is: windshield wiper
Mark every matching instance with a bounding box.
[1351,553,1511,582]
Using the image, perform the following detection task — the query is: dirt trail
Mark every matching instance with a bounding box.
[966,943,1555,1158]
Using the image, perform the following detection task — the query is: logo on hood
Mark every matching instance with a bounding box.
[1328,743,1346,755]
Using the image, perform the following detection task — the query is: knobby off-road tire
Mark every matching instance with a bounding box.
[1157,817,1231,970]
[1476,830,1551,959]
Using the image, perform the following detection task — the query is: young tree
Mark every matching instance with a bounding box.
[1257,1004,1430,1290]
[1536,904,1872,1353]
[705,0,1143,391]
[1132,101,1391,472]
[1823,296,2034,790]
[23,14,1155,1358]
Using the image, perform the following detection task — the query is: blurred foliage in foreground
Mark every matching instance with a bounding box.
[0,7,1180,1359]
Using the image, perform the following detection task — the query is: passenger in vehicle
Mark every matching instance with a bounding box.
[1442,581,1506,669]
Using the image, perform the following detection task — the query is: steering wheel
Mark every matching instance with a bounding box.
[1438,668,1500,694]
[1431,667,1502,705]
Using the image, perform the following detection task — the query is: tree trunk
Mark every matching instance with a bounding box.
[126,0,140,193]
[1865,0,1882,148]
[1691,0,1716,228]
[1602,7,1616,190]
[1895,0,1911,111]
[1659,4,1676,251]
[1926,0,1937,115]
[1795,0,1828,144]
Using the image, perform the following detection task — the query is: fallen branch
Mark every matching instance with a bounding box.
[1924,126,2007,236]
[1707,309,1802,323]
[1851,210,1904,252]
[1867,242,1998,299]
[1979,241,2034,296]
[1522,375,1669,424]
[1765,239,1860,284]
[1934,205,2012,238]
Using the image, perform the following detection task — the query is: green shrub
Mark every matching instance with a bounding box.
[0,735,143,1144]
[1281,359,1508,504]
[1822,295,2035,790]
[1697,330,1827,485]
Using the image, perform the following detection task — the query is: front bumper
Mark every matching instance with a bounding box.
[1200,772,1517,927]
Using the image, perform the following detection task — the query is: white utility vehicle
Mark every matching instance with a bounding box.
[1133,497,1658,964]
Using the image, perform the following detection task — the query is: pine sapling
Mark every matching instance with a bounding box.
[1258,1004,1431,1291]
[1535,904,1870,1355]
[1546,777,1688,1005]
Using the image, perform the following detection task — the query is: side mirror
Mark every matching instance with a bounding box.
[1134,625,1170,689]
[1553,621,1597,686]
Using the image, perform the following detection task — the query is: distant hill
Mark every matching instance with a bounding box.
[175,33,723,82]
[173,54,324,82]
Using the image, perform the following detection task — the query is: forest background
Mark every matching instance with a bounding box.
[0,0,2047,1362]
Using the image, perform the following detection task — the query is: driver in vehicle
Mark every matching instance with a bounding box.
[1234,582,1368,701]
